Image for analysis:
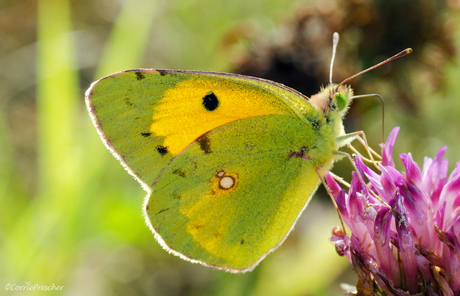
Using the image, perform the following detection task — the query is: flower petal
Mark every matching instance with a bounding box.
[439,170,460,224]
[393,190,418,294]
[400,152,423,188]
[374,205,400,285]
[422,147,448,205]
[381,127,400,167]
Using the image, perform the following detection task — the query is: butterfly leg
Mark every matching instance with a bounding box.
[328,172,350,188]
[316,168,347,234]
[345,130,382,159]
[336,131,382,170]
[333,150,391,209]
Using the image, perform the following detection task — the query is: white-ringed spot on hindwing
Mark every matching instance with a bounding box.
[216,170,235,190]
[211,170,238,195]
[220,176,235,190]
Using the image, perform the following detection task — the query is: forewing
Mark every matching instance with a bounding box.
[85,69,315,188]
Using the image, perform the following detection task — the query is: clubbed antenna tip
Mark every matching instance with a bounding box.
[329,32,340,84]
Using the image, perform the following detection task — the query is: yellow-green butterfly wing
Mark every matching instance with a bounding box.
[85,69,352,272]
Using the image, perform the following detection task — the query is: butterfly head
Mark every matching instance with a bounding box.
[309,83,353,119]
[320,32,411,121]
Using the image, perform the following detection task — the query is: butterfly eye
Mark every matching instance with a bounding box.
[335,93,347,111]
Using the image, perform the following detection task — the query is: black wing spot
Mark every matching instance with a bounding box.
[156,145,168,156]
[241,239,245,245]
[157,70,168,76]
[202,92,219,111]
[197,134,212,154]
[125,97,133,106]
[135,71,145,80]
[141,132,152,137]
[173,169,186,178]
[172,191,181,200]
[288,146,312,160]
[156,208,169,215]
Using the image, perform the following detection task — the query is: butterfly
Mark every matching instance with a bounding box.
[85,33,411,272]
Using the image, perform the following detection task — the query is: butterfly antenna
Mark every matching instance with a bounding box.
[329,32,340,84]
[338,48,413,86]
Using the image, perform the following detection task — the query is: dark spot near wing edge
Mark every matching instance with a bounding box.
[197,134,212,154]
[135,71,145,80]
[156,208,169,214]
[157,70,169,76]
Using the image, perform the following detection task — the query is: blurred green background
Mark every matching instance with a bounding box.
[1,0,459,295]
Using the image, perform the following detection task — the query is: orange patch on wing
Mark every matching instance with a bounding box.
[150,78,285,155]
